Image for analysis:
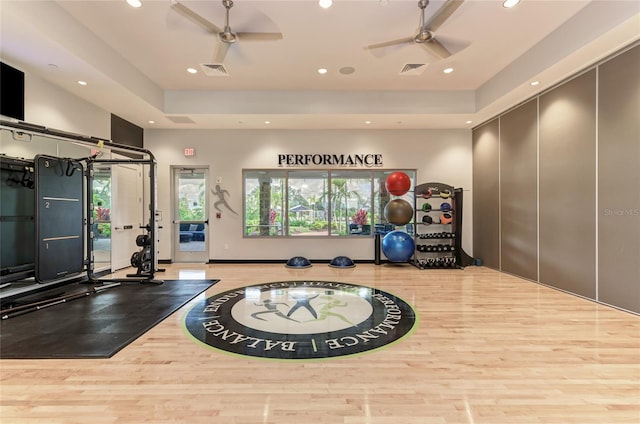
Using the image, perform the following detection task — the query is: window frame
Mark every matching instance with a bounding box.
[242,168,416,238]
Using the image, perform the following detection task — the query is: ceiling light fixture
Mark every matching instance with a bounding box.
[443,67,454,74]
[365,121,372,125]
[339,66,355,75]
[148,120,155,124]
[503,0,520,8]
[126,0,142,8]
[466,120,473,124]
[77,80,87,86]
[530,81,540,86]
[264,120,271,125]
[319,0,332,9]
[187,68,198,74]
[318,68,328,74]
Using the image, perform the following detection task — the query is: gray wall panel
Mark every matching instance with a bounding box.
[500,99,538,281]
[472,119,500,269]
[539,70,597,298]
[597,45,640,313]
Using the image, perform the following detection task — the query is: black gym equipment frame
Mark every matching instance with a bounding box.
[1,119,163,287]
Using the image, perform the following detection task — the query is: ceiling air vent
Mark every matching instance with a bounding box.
[201,63,229,76]
[399,63,427,75]
[166,116,196,124]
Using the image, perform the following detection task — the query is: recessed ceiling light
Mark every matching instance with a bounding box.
[264,120,271,125]
[317,68,328,74]
[466,120,473,124]
[319,0,332,9]
[126,0,142,8]
[503,0,520,8]
[530,81,540,86]
[187,68,198,74]
[77,80,87,86]
[364,121,372,125]
[443,67,454,74]
[148,120,155,124]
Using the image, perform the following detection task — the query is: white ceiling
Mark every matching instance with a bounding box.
[1,0,638,130]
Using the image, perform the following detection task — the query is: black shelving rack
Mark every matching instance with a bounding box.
[412,182,476,269]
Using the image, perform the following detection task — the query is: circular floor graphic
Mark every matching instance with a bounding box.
[183,280,418,360]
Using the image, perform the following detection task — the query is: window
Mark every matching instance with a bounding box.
[244,169,415,237]
[244,170,286,236]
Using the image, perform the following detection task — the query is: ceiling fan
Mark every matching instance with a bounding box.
[366,0,464,59]
[170,0,283,63]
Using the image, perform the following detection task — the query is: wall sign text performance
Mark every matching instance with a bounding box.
[278,154,383,167]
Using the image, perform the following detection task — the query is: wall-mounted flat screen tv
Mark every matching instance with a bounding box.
[0,62,25,121]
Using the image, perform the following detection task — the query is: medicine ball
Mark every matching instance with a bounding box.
[419,188,432,199]
[421,202,432,212]
[440,213,452,224]
[440,203,451,212]
[440,189,452,199]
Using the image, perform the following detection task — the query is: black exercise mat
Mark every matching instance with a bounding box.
[0,279,218,359]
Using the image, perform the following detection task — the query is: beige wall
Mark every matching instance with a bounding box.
[145,128,473,261]
[472,43,639,314]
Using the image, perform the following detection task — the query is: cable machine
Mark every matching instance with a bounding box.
[0,120,163,294]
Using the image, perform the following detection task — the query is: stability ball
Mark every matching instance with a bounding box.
[384,198,414,226]
[385,172,411,196]
[381,230,415,262]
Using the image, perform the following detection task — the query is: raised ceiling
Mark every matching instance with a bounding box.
[1,0,638,130]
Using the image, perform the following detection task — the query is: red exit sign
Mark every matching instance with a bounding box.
[184,147,195,157]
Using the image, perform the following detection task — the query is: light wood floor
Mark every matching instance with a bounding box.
[1,264,639,424]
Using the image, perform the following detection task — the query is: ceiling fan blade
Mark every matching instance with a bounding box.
[425,0,464,32]
[420,38,452,59]
[235,31,283,42]
[214,42,231,63]
[171,1,222,34]
[365,37,414,50]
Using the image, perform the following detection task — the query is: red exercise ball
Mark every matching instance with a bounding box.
[385,172,411,196]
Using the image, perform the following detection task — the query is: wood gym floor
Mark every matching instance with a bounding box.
[1,263,638,423]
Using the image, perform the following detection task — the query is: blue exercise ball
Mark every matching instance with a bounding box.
[381,230,415,262]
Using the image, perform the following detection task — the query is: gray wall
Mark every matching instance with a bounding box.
[472,119,500,270]
[597,45,640,312]
[472,43,639,314]
[500,99,538,281]
[539,70,596,298]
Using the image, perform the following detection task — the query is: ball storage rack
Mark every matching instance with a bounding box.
[412,182,478,269]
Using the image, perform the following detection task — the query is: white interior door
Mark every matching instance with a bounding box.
[111,162,142,271]
[173,167,209,263]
